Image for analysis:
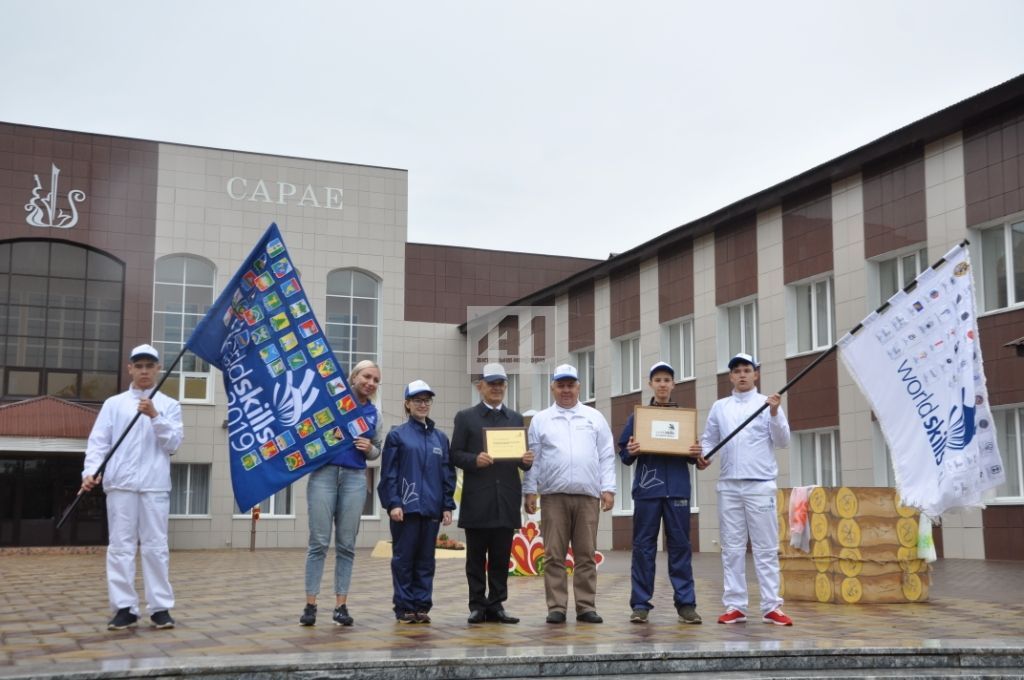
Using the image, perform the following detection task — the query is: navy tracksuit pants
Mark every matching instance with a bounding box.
[390,513,441,616]
[630,497,696,610]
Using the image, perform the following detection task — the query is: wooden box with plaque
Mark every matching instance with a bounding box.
[631,406,698,456]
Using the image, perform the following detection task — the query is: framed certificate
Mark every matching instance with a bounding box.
[484,427,528,459]
[632,406,698,456]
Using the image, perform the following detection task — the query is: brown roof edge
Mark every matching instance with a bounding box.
[458,73,1024,332]
[0,396,100,439]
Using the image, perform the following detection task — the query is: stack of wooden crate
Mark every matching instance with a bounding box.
[778,486,930,604]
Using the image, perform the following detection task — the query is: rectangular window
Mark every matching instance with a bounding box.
[236,485,293,516]
[663,318,695,379]
[362,467,380,518]
[614,459,634,514]
[796,430,841,486]
[876,247,927,304]
[574,349,596,402]
[979,220,1024,312]
[170,463,210,516]
[722,300,757,369]
[615,336,641,394]
[533,372,553,411]
[794,277,834,353]
[994,406,1023,500]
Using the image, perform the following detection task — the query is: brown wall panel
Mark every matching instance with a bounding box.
[403,243,597,324]
[715,215,758,306]
[862,151,927,258]
[659,239,694,323]
[785,352,839,431]
[783,187,833,284]
[673,379,696,409]
[568,281,595,352]
[983,505,1024,560]
[964,105,1024,226]
[978,307,1024,406]
[612,515,633,551]
[717,372,732,400]
[0,124,159,396]
[611,392,643,441]
[609,265,640,339]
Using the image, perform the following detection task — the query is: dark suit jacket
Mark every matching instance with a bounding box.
[450,402,531,529]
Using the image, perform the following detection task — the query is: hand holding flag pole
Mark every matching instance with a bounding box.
[702,239,969,462]
[55,348,186,530]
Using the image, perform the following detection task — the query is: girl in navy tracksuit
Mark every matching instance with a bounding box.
[377,380,456,623]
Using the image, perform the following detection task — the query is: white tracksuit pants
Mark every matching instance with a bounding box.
[105,489,174,615]
[717,479,783,616]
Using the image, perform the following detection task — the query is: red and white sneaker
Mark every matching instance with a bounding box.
[762,609,793,626]
[717,608,747,624]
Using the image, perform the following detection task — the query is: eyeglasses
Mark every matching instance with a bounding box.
[410,397,433,405]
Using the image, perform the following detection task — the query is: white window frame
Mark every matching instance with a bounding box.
[234,485,293,518]
[152,254,215,404]
[974,217,1024,314]
[614,459,634,515]
[613,336,641,395]
[786,275,835,356]
[169,463,211,517]
[325,268,382,374]
[868,246,928,308]
[532,372,553,411]
[361,467,382,519]
[574,349,596,403]
[793,429,841,487]
[661,317,695,380]
[717,298,758,372]
[992,404,1024,503]
[871,421,897,488]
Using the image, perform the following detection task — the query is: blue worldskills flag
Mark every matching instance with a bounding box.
[186,223,378,510]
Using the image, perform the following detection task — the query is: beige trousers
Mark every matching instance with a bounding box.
[540,493,600,615]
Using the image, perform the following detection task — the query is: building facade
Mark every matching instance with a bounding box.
[2,74,1023,559]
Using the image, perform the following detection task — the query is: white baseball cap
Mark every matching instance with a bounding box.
[481,363,508,383]
[130,344,160,362]
[727,352,759,370]
[551,364,579,382]
[405,380,435,399]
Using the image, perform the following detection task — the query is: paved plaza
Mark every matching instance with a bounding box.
[1,548,1023,677]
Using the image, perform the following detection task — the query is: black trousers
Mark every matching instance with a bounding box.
[464,526,514,613]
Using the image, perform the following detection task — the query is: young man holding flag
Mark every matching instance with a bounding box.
[81,344,184,631]
[692,353,793,627]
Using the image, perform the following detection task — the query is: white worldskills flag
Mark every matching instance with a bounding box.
[837,243,1005,517]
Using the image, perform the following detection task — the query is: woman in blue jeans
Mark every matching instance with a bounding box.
[299,360,381,626]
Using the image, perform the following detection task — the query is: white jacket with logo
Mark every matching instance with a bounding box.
[701,388,790,482]
[83,387,184,492]
[524,401,616,498]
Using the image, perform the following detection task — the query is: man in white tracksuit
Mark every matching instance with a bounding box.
[81,344,183,630]
[693,352,793,626]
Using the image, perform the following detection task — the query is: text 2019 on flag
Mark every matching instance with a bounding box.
[186,223,378,511]
[837,243,1004,517]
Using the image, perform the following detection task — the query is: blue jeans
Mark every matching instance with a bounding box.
[304,465,367,597]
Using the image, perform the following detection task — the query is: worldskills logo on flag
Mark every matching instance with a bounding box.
[187,223,377,511]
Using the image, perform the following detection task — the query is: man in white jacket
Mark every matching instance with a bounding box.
[81,344,184,630]
[523,364,616,625]
[693,353,793,627]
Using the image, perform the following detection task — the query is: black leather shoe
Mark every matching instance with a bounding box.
[467,609,486,624]
[576,610,604,624]
[487,608,520,624]
[546,610,566,624]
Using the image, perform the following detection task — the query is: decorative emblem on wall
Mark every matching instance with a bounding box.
[24,164,86,228]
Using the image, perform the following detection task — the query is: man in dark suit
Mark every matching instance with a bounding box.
[450,363,534,624]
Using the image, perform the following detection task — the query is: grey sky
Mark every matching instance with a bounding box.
[3,1,1023,259]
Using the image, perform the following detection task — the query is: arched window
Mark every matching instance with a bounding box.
[153,255,215,402]
[325,269,380,374]
[0,239,123,402]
